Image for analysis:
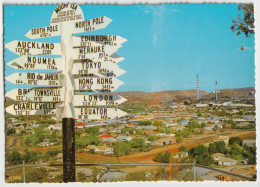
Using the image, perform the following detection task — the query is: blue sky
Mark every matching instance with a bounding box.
[4,4,255,93]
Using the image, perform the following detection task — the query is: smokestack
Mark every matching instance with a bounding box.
[215,81,218,104]
[197,73,199,100]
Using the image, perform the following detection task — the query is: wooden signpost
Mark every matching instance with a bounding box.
[4,4,127,183]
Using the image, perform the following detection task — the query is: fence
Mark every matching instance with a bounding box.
[6,162,256,183]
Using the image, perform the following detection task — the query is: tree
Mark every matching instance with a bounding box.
[129,128,134,134]
[22,149,41,163]
[153,151,172,163]
[176,136,183,143]
[229,137,242,146]
[113,141,132,157]
[148,135,157,141]
[154,120,163,127]
[6,150,22,165]
[231,4,254,37]
[85,126,99,135]
[138,120,152,126]
[179,146,187,152]
[130,138,145,151]
[189,145,213,166]
[6,128,16,135]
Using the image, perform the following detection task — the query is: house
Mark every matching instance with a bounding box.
[116,136,132,141]
[236,122,250,128]
[218,157,238,166]
[80,133,89,138]
[94,145,113,155]
[56,153,63,161]
[204,126,214,131]
[37,139,49,147]
[212,153,225,161]
[173,152,188,159]
[84,145,96,152]
[196,104,208,107]
[136,125,156,130]
[242,139,256,147]
[102,137,117,145]
[48,123,62,131]
[153,137,176,146]
[99,134,115,139]
[214,136,229,145]
[179,120,189,126]
[75,123,85,129]
[99,128,107,133]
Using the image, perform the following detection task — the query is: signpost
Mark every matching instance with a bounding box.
[74,94,126,106]
[6,87,64,102]
[5,4,127,183]
[5,102,59,116]
[5,72,61,86]
[74,107,127,120]
[72,60,126,77]
[5,40,62,55]
[74,77,124,92]
[7,56,63,70]
[73,35,127,48]
[73,45,119,60]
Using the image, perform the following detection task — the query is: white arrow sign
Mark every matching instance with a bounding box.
[5,72,61,86]
[74,108,127,120]
[5,40,62,56]
[73,16,112,34]
[74,94,127,106]
[6,88,31,102]
[72,60,126,77]
[73,54,125,64]
[6,102,60,116]
[25,25,60,39]
[26,87,65,102]
[73,45,118,60]
[7,56,63,71]
[74,77,123,92]
[73,35,127,48]
[6,87,65,102]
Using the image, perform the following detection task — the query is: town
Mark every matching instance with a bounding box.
[5,88,256,182]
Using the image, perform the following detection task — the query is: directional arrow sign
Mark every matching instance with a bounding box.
[4,40,62,56]
[6,88,31,102]
[7,56,63,71]
[74,94,127,106]
[5,102,60,116]
[5,72,61,86]
[74,108,127,120]
[73,54,125,64]
[73,16,112,34]
[74,77,123,92]
[73,35,127,48]
[25,25,60,39]
[72,60,126,77]
[73,45,118,60]
[26,87,65,102]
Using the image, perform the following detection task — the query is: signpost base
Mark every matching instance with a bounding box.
[62,118,75,182]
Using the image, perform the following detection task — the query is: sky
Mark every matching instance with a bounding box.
[4,4,255,93]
